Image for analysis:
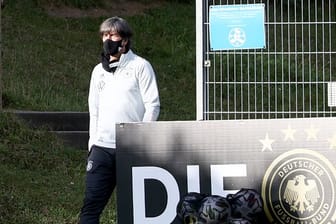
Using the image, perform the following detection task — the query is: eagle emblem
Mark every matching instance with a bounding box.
[283,175,320,214]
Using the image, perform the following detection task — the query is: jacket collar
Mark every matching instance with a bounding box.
[118,50,135,68]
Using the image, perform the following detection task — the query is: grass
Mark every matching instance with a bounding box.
[0,112,87,223]
[2,0,196,120]
[1,0,196,223]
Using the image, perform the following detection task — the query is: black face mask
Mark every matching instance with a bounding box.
[103,39,122,56]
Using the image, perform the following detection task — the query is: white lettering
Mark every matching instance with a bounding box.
[211,164,247,197]
[132,167,180,224]
[132,164,248,223]
[187,165,200,192]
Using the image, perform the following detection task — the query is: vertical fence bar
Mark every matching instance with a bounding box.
[280,0,284,118]
[328,0,332,115]
[196,0,204,120]
[205,2,210,120]
[287,0,291,117]
[321,0,324,116]
[314,0,318,117]
[294,1,304,118]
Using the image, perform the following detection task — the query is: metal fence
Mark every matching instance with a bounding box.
[196,0,336,120]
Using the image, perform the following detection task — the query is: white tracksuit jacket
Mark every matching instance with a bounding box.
[88,50,160,150]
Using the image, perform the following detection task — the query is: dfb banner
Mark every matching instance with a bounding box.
[116,118,336,224]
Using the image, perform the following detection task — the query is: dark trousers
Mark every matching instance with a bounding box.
[79,145,116,224]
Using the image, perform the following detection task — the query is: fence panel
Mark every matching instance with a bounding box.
[196,0,336,120]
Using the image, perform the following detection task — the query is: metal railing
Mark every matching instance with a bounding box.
[196,0,336,120]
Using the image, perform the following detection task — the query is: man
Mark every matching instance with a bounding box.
[79,16,160,223]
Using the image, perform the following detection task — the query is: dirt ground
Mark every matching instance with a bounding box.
[45,0,165,18]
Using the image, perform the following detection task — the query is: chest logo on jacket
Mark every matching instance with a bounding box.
[98,80,106,92]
